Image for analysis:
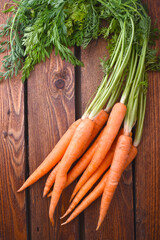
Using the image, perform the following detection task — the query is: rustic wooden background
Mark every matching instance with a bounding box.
[0,0,160,239]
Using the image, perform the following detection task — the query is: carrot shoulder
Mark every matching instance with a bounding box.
[17,119,81,192]
[84,110,109,150]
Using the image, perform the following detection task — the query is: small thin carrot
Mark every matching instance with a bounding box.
[49,118,95,225]
[43,110,108,197]
[97,134,132,230]
[61,150,114,219]
[17,119,82,192]
[43,163,60,197]
[61,145,137,225]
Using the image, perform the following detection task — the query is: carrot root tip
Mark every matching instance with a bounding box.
[96,222,101,231]
[17,187,23,193]
[61,221,68,226]
[43,190,47,198]
[49,217,54,226]
[60,212,68,219]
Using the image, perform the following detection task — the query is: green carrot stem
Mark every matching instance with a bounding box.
[88,17,134,118]
[83,30,123,118]
[120,48,138,104]
[134,78,147,147]
[124,40,147,132]
[105,75,123,112]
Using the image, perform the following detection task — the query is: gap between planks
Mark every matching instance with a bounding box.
[24,79,31,240]
[74,45,86,240]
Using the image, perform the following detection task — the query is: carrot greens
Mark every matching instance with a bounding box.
[0,0,159,84]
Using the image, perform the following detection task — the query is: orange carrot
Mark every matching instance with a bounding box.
[61,145,137,225]
[49,118,95,225]
[47,127,106,198]
[61,150,114,219]
[43,110,108,197]
[84,110,109,150]
[97,134,132,230]
[63,130,128,216]
[65,124,107,188]
[47,190,53,198]
[70,103,126,200]
[43,163,60,197]
[47,128,123,198]
[61,173,107,226]
[47,128,126,198]
[17,119,82,192]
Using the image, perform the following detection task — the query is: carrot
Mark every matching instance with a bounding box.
[46,130,105,198]
[47,190,53,198]
[127,145,137,166]
[47,128,124,198]
[96,134,132,230]
[61,145,137,225]
[45,132,105,197]
[84,110,109,150]
[43,110,108,197]
[17,119,82,192]
[68,129,124,203]
[61,173,107,226]
[49,118,95,225]
[65,123,107,188]
[43,163,60,197]
[61,150,114,219]
[64,130,127,216]
[70,109,127,201]
[91,110,109,134]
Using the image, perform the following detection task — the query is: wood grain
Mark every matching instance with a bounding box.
[27,52,79,240]
[0,1,27,240]
[81,39,134,240]
[0,0,160,239]
[135,1,160,239]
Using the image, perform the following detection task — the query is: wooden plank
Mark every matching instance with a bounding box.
[27,52,79,239]
[135,0,160,239]
[81,39,134,239]
[0,1,27,240]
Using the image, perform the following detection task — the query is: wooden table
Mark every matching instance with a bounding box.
[0,0,160,239]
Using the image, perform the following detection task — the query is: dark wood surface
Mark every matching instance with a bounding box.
[135,1,160,239]
[0,0,160,239]
[0,1,27,240]
[27,51,79,240]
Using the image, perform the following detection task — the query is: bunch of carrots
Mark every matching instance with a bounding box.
[17,0,160,230]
